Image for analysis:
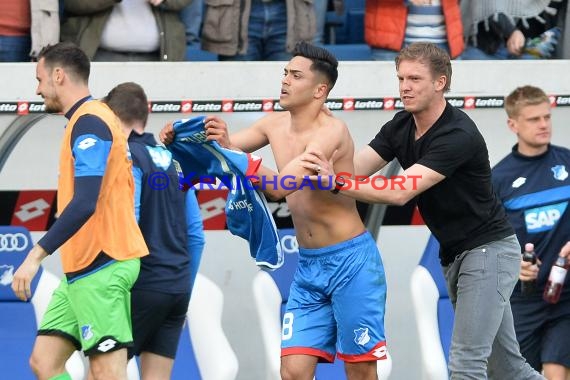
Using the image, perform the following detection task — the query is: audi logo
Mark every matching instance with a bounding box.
[280,234,299,255]
[0,233,30,252]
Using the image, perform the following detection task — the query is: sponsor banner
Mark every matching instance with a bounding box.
[0,190,419,231]
[3,95,570,114]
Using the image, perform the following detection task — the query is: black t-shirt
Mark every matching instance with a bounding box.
[369,102,513,265]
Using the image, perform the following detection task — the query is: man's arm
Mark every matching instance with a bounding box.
[254,156,319,201]
[204,115,269,152]
[339,163,445,205]
[12,115,112,301]
[354,145,389,176]
[302,147,445,205]
[159,114,271,153]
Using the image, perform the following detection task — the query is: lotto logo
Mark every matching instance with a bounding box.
[373,346,387,359]
[97,339,117,352]
[77,137,97,150]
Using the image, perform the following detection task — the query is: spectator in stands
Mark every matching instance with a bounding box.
[365,0,464,61]
[30,0,60,60]
[492,85,570,380]
[201,0,316,61]
[461,0,566,59]
[60,0,191,61]
[0,0,31,61]
[181,0,204,49]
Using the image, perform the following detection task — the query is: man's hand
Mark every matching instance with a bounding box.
[159,122,175,145]
[507,29,525,56]
[300,149,338,186]
[204,116,233,148]
[519,257,540,282]
[12,245,47,301]
[560,241,570,259]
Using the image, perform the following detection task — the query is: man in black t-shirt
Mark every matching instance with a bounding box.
[302,42,544,379]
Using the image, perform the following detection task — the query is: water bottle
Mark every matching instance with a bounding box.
[543,256,570,304]
[521,243,537,296]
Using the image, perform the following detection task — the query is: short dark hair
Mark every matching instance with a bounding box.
[292,41,339,91]
[103,82,149,126]
[38,42,90,84]
[396,42,452,93]
[505,85,550,118]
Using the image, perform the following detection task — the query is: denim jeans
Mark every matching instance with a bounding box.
[313,0,328,45]
[460,45,539,60]
[181,0,204,48]
[0,35,31,62]
[219,0,290,61]
[444,235,545,380]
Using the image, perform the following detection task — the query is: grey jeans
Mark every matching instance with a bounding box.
[443,235,545,380]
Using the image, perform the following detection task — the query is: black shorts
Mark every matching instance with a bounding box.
[128,289,190,359]
[511,295,570,371]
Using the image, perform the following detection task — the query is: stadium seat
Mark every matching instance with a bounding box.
[0,225,85,380]
[127,273,238,380]
[253,228,391,380]
[185,47,218,61]
[323,44,372,61]
[325,0,366,45]
[410,234,454,380]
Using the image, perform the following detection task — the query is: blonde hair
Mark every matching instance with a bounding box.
[505,85,549,118]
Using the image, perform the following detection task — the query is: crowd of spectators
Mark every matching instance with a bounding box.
[1,0,568,62]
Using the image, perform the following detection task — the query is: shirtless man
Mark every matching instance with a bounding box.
[161,41,388,380]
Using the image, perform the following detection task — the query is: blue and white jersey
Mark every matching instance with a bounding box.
[492,144,570,296]
[168,116,283,269]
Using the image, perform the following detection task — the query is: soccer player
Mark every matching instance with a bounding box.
[302,42,545,379]
[161,41,389,380]
[11,42,148,380]
[492,85,570,380]
[103,82,205,379]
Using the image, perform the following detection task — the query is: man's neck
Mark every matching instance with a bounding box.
[413,97,447,137]
[517,143,549,157]
[61,87,91,115]
[288,103,323,133]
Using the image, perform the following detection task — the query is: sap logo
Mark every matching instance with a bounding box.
[525,202,567,233]
[0,265,15,286]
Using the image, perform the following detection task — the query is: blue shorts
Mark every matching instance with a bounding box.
[281,231,388,362]
[511,294,570,370]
